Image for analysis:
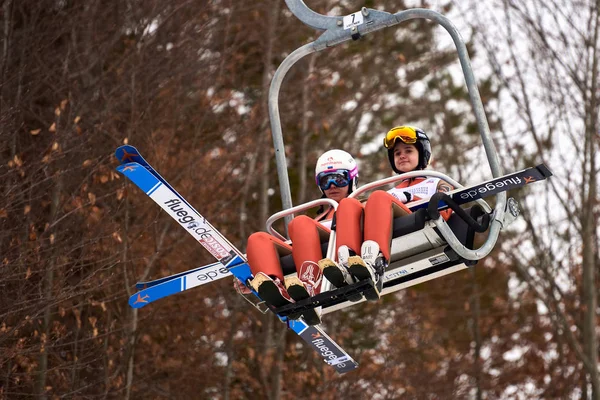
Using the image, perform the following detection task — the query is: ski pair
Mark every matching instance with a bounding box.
[115,145,359,374]
[129,260,237,308]
[131,162,553,305]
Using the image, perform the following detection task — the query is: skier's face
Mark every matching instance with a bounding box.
[393,142,419,173]
[323,183,350,203]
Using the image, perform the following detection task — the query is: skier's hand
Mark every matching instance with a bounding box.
[392,191,412,204]
[233,278,252,295]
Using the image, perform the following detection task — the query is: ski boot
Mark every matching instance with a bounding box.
[347,240,386,301]
[284,261,323,325]
[318,245,362,302]
[250,272,295,308]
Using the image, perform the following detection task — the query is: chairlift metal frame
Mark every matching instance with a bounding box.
[265,1,510,314]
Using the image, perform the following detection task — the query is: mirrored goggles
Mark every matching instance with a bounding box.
[317,171,350,191]
[383,126,420,148]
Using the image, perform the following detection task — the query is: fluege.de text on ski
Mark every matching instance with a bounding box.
[163,198,231,260]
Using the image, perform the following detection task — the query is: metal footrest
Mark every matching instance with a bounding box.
[274,280,374,318]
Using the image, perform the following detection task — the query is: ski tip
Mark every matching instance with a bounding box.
[116,162,143,174]
[115,145,141,165]
[129,292,151,308]
[536,163,553,178]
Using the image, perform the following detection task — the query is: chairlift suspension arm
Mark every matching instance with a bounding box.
[272,1,503,207]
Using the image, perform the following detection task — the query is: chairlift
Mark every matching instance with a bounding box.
[121,0,552,374]
[252,0,552,319]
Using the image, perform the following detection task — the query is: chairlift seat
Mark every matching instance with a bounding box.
[271,203,490,316]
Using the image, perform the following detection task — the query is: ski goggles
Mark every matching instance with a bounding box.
[383,126,425,149]
[316,170,351,191]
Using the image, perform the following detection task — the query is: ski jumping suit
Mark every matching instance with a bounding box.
[335,177,453,262]
[247,207,361,281]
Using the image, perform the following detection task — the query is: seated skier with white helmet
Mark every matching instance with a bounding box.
[246,149,361,325]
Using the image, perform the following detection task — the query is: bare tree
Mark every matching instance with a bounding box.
[459,0,600,397]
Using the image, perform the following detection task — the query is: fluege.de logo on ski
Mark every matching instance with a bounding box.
[311,337,347,368]
[307,332,347,368]
[163,198,197,225]
[163,198,230,260]
[459,176,532,200]
[195,266,230,282]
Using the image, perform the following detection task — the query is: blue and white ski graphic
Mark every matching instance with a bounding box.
[117,162,244,268]
[136,261,222,290]
[129,261,249,309]
[116,145,191,208]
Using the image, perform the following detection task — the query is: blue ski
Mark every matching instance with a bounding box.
[408,164,552,212]
[136,261,223,290]
[116,149,359,374]
[117,162,245,267]
[116,146,178,192]
[115,144,149,166]
[116,145,248,290]
[116,145,200,215]
[129,261,248,308]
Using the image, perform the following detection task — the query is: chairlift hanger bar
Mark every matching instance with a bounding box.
[271,0,503,209]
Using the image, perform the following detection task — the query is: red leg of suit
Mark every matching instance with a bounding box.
[288,215,330,268]
[364,190,411,261]
[334,197,364,255]
[247,232,292,281]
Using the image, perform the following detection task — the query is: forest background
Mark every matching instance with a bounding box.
[1,0,598,399]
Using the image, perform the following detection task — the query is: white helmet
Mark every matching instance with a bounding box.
[314,149,359,194]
